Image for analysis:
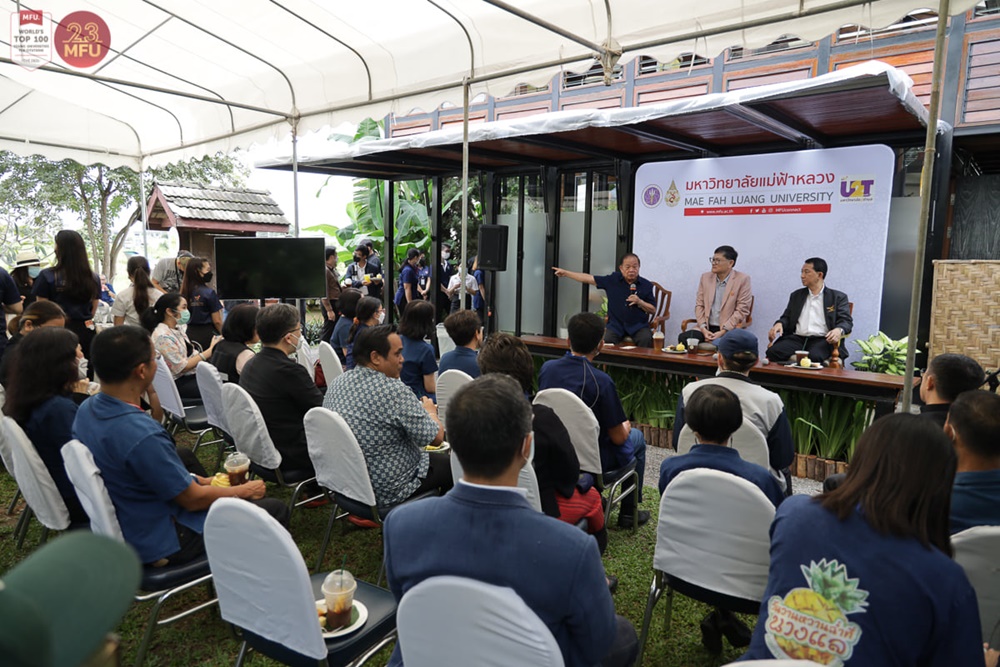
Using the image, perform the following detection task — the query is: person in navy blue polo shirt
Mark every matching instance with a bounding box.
[394,247,421,314]
[438,309,482,378]
[538,312,649,528]
[553,253,656,348]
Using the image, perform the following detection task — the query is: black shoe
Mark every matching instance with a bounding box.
[699,610,723,655]
[617,509,651,529]
[606,575,619,595]
[717,608,752,648]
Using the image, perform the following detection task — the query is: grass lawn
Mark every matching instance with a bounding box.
[0,434,755,667]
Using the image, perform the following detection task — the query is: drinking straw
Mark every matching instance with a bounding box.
[340,555,347,586]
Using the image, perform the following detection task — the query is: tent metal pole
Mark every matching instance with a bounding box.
[459,78,470,310]
[480,0,607,54]
[139,162,149,258]
[291,118,300,238]
[902,0,951,411]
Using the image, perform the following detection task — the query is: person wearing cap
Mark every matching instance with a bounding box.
[672,328,795,494]
[150,250,194,294]
[73,325,289,567]
[680,245,753,346]
[10,249,42,309]
[0,532,140,667]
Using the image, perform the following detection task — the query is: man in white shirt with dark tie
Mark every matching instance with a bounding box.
[765,257,853,363]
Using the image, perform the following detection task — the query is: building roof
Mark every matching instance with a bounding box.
[145,182,289,234]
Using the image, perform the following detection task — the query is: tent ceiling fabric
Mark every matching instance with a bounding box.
[0,0,979,170]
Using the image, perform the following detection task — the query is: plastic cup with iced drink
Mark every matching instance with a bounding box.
[652,331,664,352]
[224,452,250,486]
[362,274,371,285]
[795,350,810,365]
[322,570,357,630]
[686,337,700,353]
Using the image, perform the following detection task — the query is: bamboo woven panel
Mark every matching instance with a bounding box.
[929,260,1000,371]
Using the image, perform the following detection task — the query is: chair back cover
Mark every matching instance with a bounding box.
[318,341,344,383]
[449,451,542,513]
[304,407,376,507]
[676,418,770,470]
[2,417,70,530]
[221,384,282,470]
[0,416,16,476]
[205,498,326,660]
[60,440,124,541]
[952,525,1000,642]
[195,362,229,432]
[435,323,456,358]
[533,389,602,475]
[397,575,564,667]
[655,468,774,602]
[296,343,316,381]
[151,354,186,421]
[436,369,473,427]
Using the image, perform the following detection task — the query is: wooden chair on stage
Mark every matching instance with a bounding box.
[766,302,853,368]
[680,296,754,335]
[649,281,672,335]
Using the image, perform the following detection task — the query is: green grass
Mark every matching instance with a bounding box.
[0,437,753,666]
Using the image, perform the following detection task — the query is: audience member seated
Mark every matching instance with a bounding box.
[383,375,639,667]
[765,257,852,364]
[439,309,482,378]
[112,256,163,327]
[673,329,794,494]
[325,325,451,508]
[920,353,986,427]
[239,304,323,478]
[947,390,1000,534]
[741,414,985,664]
[344,296,383,371]
[538,312,649,528]
[398,300,438,399]
[209,303,259,383]
[0,300,67,387]
[3,328,93,526]
[73,326,288,567]
[141,292,219,403]
[478,332,607,552]
[329,288,363,363]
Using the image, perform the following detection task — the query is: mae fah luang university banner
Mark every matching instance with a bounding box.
[633,145,895,350]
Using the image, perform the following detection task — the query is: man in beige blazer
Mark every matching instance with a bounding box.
[680,245,753,346]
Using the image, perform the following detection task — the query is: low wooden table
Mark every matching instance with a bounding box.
[522,335,905,417]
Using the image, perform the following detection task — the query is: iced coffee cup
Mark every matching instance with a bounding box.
[686,337,700,353]
[795,350,810,365]
[652,331,664,351]
[224,452,250,486]
[322,570,357,630]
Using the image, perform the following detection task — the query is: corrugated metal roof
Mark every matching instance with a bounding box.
[155,182,289,227]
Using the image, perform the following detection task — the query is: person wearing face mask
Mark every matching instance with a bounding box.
[394,247,422,314]
[239,304,324,478]
[437,243,455,322]
[344,296,384,371]
[0,300,67,387]
[10,250,42,309]
[343,244,383,300]
[141,292,221,402]
[180,257,224,352]
[416,251,431,300]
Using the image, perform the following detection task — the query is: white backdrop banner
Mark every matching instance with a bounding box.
[633,145,895,352]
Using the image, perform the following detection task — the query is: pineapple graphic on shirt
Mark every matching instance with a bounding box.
[764,559,868,665]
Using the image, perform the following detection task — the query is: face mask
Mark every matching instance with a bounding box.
[176,309,190,326]
[442,251,451,260]
[376,311,386,324]
[77,358,89,381]
[27,266,41,279]
[354,255,362,263]
[203,271,213,283]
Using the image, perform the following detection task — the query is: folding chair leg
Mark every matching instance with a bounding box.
[377,555,386,588]
[636,571,665,667]
[14,506,33,549]
[6,488,20,515]
[314,501,340,572]
[233,640,249,667]
[39,526,50,545]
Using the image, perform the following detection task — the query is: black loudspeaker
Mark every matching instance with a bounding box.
[477,225,509,271]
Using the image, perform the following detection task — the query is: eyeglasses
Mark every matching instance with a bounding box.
[709,257,726,265]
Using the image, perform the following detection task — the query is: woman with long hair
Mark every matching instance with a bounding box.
[112,256,164,327]
[0,300,67,387]
[31,230,100,361]
[141,292,219,402]
[742,413,986,664]
[397,299,437,399]
[209,303,259,383]
[394,247,421,313]
[3,327,90,525]
[344,296,384,371]
[179,257,223,351]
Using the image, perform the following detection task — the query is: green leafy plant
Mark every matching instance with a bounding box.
[851,332,918,375]
[780,390,874,462]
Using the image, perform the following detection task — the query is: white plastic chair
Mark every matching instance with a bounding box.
[221,383,318,518]
[435,323,456,358]
[435,369,473,428]
[204,498,397,667]
[952,525,1000,642]
[0,413,23,517]
[397,575,564,667]
[2,416,70,547]
[61,440,216,667]
[676,418,771,470]
[318,341,344,383]
[449,448,543,513]
[151,355,216,451]
[194,362,231,468]
[533,388,638,528]
[297,342,316,381]
[636,468,775,664]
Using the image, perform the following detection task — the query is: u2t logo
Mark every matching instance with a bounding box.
[840,177,875,202]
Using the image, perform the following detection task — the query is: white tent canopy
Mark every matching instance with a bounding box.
[0,0,980,170]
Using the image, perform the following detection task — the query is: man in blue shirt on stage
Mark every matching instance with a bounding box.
[538,312,649,528]
[553,253,656,347]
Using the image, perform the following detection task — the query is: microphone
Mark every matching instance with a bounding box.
[628,282,637,306]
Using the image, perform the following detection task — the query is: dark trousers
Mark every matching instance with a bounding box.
[161,498,290,566]
[765,334,837,363]
[186,323,218,353]
[601,615,640,667]
[604,327,653,348]
[174,373,202,404]
[678,325,719,346]
[408,451,454,499]
[321,307,337,345]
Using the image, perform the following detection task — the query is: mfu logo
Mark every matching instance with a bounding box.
[840,177,875,203]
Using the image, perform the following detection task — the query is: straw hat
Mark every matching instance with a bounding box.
[12,250,41,269]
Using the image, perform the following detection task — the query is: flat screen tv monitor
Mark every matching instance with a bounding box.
[214,237,326,300]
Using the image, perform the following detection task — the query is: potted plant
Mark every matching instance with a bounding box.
[851,332,918,375]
